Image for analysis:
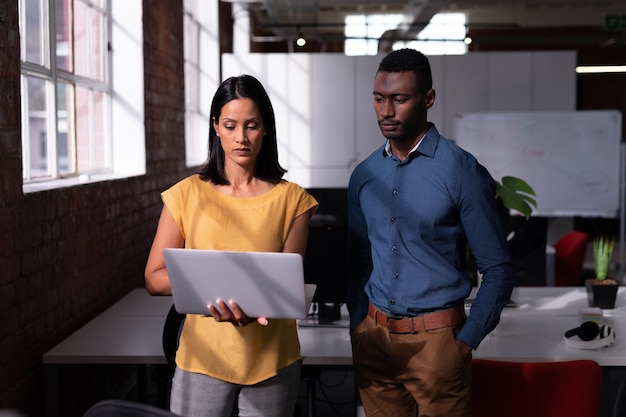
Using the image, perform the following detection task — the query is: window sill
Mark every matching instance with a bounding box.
[23,172,141,194]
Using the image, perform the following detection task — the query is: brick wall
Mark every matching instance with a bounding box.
[0,1,195,415]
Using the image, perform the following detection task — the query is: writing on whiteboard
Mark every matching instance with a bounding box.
[453,111,622,218]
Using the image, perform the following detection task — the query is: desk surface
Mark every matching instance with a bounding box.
[478,286,626,317]
[43,287,626,367]
[100,290,173,317]
[43,315,166,365]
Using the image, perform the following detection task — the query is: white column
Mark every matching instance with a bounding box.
[231,3,250,54]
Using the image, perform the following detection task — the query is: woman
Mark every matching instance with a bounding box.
[145,74,318,417]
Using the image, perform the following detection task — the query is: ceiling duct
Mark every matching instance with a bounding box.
[244,0,626,48]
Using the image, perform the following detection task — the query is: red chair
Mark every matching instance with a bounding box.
[553,231,589,286]
[472,359,603,417]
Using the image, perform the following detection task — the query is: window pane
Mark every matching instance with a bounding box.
[90,9,105,81]
[345,15,366,38]
[57,81,75,175]
[92,90,107,171]
[75,85,91,171]
[74,1,90,78]
[398,13,468,56]
[55,0,73,71]
[26,76,50,177]
[71,3,106,81]
[344,14,402,56]
[73,86,106,172]
[23,0,44,65]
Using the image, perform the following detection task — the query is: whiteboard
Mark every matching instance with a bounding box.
[453,111,622,218]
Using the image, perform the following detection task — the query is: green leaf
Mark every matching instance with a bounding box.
[501,176,536,196]
[496,176,537,219]
[593,237,615,280]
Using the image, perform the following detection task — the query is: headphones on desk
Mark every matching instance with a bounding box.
[563,321,616,350]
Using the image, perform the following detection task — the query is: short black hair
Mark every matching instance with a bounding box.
[377,48,433,93]
[197,74,287,185]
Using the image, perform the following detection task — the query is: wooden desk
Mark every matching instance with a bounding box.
[44,287,626,416]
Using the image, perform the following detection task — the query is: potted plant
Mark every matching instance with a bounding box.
[585,236,618,309]
[495,175,537,220]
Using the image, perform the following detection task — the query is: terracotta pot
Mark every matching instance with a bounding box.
[585,278,619,309]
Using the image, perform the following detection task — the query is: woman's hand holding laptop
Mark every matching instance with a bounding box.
[208,298,269,327]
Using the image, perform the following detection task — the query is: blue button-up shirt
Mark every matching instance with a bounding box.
[347,124,515,349]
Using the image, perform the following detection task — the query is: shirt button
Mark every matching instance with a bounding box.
[391,217,396,222]
[393,190,399,195]
[391,245,396,251]
[390,300,396,305]
[393,273,399,279]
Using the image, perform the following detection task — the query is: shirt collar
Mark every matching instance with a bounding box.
[383,123,435,159]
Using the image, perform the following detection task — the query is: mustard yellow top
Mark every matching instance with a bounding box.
[162,175,318,384]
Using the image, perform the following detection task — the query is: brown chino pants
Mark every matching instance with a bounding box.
[351,308,472,417]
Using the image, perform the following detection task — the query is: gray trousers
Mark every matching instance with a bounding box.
[169,360,301,417]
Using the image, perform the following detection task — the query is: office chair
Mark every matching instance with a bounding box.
[472,359,602,417]
[82,399,181,417]
[612,374,626,417]
[150,305,185,409]
[553,230,589,286]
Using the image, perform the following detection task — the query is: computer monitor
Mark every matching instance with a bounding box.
[303,188,349,323]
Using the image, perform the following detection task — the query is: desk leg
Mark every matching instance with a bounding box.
[137,365,148,403]
[302,366,320,417]
[306,378,316,417]
[545,246,555,286]
[44,365,60,417]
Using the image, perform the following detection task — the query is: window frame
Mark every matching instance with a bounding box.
[344,12,468,56]
[20,0,145,193]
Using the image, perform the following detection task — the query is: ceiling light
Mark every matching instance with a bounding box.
[296,35,306,47]
[575,65,626,74]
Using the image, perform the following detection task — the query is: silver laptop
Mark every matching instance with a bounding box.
[163,248,314,319]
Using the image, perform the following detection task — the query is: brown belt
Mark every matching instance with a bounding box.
[368,303,465,334]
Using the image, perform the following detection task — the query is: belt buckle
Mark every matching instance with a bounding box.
[386,315,404,333]
[395,316,419,334]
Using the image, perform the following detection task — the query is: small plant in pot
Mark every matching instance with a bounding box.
[585,236,618,309]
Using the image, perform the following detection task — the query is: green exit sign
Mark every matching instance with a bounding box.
[605,14,626,30]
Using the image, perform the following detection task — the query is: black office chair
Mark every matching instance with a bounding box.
[612,372,626,417]
[150,305,185,409]
[300,365,322,417]
[82,399,182,417]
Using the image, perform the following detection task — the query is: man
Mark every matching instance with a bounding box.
[347,48,515,416]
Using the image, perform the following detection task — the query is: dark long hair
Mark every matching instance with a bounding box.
[197,74,287,185]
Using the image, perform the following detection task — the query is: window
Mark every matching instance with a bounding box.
[344,12,468,56]
[344,14,404,56]
[183,0,220,167]
[20,0,109,181]
[20,0,145,192]
[396,13,468,55]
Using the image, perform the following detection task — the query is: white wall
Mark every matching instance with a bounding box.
[222,51,576,188]
[111,1,145,176]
